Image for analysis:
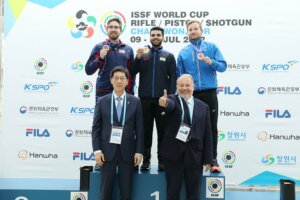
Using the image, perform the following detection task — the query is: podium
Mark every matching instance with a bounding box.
[88,165,225,200]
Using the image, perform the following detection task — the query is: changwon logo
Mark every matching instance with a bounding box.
[71,61,84,72]
[68,10,96,39]
[261,154,275,165]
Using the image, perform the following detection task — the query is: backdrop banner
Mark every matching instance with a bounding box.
[0,0,299,185]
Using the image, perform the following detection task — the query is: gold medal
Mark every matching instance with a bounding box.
[197,53,204,60]
[143,47,149,54]
[103,45,110,51]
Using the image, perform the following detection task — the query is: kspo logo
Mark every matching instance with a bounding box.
[24,81,58,92]
[217,86,241,95]
[262,61,298,72]
[26,128,50,137]
[73,152,95,161]
[265,109,291,118]
[70,107,95,114]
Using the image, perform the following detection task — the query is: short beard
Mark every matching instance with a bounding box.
[151,41,162,48]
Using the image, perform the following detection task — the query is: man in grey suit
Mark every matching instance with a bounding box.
[159,74,213,200]
[92,66,143,200]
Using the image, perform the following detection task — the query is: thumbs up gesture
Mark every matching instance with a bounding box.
[159,89,168,107]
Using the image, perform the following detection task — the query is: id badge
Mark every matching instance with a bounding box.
[176,123,191,142]
[110,126,123,144]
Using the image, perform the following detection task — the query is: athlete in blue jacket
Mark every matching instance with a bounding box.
[177,20,227,173]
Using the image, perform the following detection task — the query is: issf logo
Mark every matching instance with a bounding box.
[67,10,96,39]
[265,109,291,118]
[99,11,127,35]
[71,192,88,200]
[15,196,28,200]
[222,151,236,165]
[34,58,47,75]
[261,154,275,165]
[217,86,241,95]
[80,81,93,95]
[207,178,223,193]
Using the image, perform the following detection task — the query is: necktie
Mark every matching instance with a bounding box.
[116,96,122,121]
[187,100,193,122]
[182,98,191,125]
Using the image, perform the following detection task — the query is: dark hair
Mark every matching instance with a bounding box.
[150,26,164,36]
[107,18,122,30]
[110,66,129,79]
[186,20,203,31]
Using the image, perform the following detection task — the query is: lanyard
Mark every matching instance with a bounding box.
[190,39,204,53]
[178,96,185,123]
[110,93,127,126]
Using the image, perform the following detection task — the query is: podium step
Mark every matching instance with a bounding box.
[88,165,225,200]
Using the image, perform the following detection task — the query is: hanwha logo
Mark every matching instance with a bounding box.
[71,192,87,200]
[15,197,28,200]
[18,150,28,160]
[257,131,268,141]
[207,178,223,193]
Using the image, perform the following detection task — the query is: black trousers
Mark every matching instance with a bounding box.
[193,89,218,159]
[141,98,166,163]
[100,147,134,200]
[164,153,203,200]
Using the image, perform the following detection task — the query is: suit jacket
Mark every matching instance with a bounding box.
[92,93,144,162]
[160,94,213,166]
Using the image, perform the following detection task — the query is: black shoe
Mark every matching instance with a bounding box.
[94,163,100,170]
[211,159,221,173]
[158,163,165,171]
[140,162,150,171]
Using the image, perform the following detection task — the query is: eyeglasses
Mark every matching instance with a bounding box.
[107,25,120,30]
[112,76,126,81]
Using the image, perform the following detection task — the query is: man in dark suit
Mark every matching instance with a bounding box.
[92,66,143,200]
[159,74,213,200]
